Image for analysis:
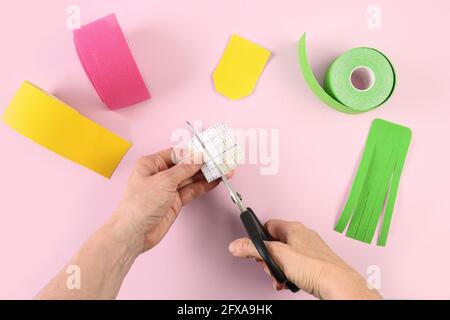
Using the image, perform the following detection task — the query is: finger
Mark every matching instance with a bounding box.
[230,237,326,293]
[163,148,205,184]
[164,162,203,184]
[264,219,307,244]
[158,148,177,166]
[255,259,287,290]
[177,171,205,189]
[228,238,260,259]
[255,258,287,291]
[274,279,286,291]
[228,237,295,273]
[178,179,220,205]
[264,220,291,243]
[178,168,235,189]
[261,262,271,276]
[172,148,204,165]
[134,148,176,177]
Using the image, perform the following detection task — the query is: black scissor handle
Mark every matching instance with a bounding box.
[240,208,300,293]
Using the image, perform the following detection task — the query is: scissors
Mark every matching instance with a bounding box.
[186,121,300,293]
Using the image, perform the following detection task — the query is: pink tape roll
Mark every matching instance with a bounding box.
[74,14,150,110]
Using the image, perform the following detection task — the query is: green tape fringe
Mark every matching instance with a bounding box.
[335,119,412,246]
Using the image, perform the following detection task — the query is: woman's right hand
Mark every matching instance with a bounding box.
[228,220,382,300]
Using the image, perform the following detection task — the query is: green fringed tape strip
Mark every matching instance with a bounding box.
[335,119,412,246]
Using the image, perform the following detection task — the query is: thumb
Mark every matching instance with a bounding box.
[228,237,298,281]
[229,238,327,295]
[164,150,203,184]
[164,162,203,185]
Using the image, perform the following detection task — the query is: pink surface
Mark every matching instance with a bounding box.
[0,0,449,299]
[74,13,150,109]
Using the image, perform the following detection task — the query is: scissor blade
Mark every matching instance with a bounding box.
[185,121,246,212]
[185,121,226,177]
[220,174,246,213]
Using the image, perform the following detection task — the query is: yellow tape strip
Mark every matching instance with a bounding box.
[213,35,271,100]
[2,81,131,178]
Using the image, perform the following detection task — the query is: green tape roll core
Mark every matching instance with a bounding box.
[298,33,396,113]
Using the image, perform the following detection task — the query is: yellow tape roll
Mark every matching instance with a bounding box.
[2,81,131,178]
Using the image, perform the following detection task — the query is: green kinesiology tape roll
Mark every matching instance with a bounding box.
[298,33,396,113]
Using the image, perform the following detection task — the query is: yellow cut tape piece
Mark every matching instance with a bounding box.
[2,81,131,178]
[213,34,271,100]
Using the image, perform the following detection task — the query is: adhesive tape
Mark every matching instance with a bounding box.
[298,33,395,114]
[74,14,150,110]
[2,81,131,178]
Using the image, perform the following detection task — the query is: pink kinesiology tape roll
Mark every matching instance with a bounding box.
[74,14,150,109]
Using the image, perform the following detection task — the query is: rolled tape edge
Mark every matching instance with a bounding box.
[298,33,361,114]
[73,13,150,110]
[298,33,395,114]
[2,80,132,178]
[325,46,395,111]
[73,40,109,107]
[368,47,396,106]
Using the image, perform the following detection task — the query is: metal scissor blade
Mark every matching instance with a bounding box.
[186,121,246,213]
[218,174,246,213]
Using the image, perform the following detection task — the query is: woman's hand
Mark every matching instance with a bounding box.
[111,148,227,255]
[229,220,382,300]
[36,148,225,299]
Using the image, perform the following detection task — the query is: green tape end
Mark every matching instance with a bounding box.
[297,33,360,114]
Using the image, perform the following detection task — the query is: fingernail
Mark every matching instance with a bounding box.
[228,242,236,254]
[171,148,183,164]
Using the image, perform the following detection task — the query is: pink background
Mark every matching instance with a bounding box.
[1,0,449,299]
